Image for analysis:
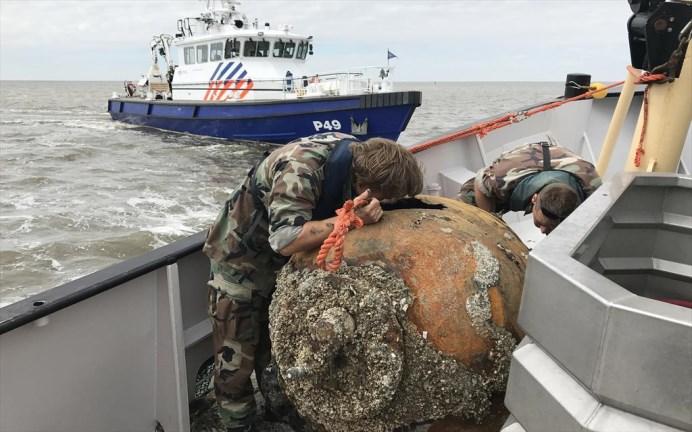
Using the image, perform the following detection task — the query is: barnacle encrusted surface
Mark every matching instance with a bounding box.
[270,263,514,431]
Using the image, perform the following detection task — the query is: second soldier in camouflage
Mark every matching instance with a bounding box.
[459,142,601,234]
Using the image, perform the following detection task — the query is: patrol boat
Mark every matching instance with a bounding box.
[2,1,691,431]
[107,0,421,144]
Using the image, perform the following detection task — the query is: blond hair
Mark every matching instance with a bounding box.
[351,137,423,199]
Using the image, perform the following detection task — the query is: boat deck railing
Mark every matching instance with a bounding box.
[282,66,394,98]
[120,65,395,101]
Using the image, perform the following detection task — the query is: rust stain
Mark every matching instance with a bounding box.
[487,286,506,328]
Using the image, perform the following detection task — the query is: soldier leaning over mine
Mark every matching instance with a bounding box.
[199,132,423,431]
[459,142,602,234]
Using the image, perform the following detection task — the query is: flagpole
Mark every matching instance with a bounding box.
[387,49,390,69]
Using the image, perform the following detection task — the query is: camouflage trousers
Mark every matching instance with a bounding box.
[207,270,275,429]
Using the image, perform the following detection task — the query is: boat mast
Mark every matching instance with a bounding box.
[202,0,245,27]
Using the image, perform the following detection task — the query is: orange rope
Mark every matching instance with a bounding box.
[409,80,625,154]
[634,86,650,167]
[315,197,367,271]
[626,66,668,168]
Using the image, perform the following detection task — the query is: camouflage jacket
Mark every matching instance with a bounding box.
[475,142,601,213]
[203,132,356,295]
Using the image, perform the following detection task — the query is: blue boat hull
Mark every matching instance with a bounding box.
[108,91,421,144]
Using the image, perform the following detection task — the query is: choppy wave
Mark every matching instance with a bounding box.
[9,195,37,210]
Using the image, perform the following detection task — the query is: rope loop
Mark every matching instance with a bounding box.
[567,80,591,90]
[315,196,368,272]
[627,65,668,85]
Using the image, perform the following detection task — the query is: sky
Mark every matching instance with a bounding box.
[0,0,636,82]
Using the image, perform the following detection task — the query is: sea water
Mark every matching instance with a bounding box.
[0,81,564,304]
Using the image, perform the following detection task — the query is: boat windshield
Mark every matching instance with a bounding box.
[244,39,270,57]
[296,41,308,60]
[224,38,240,59]
[181,37,307,63]
[273,40,296,59]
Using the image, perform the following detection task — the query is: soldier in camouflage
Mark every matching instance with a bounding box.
[199,132,423,431]
[459,142,601,234]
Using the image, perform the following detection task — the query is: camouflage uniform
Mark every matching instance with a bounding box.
[201,132,356,429]
[459,142,601,214]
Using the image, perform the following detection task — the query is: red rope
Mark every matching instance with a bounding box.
[410,67,670,167]
[315,197,367,271]
[409,80,625,154]
[626,66,668,168]
[634,87,650,167]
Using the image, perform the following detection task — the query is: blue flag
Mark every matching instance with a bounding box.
[387,50,397,60]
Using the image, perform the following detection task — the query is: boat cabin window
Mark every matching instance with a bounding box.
[296,41,308,60]
[210,42,224,61]
[184,46,196,64]
[283,40,296,58]
[243,39,257,57]
[242,39,270,58]
[256,40,270,57]
[225,38,240,59]
[273,40,285,58]
[196,44,209,63]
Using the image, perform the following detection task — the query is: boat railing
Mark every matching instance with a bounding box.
[120,65,394,100]
[283,65,394,98]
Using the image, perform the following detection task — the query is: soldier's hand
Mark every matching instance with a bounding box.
[355,189,383,225]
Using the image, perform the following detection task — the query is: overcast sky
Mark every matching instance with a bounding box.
[0,0,635,82]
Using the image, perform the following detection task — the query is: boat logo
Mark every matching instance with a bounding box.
[204,62,254,101]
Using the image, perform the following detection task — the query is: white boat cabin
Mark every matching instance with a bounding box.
[138,0,394,102]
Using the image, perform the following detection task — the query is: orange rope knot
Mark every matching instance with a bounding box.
[315,197,367,272]
[627,65,668,85]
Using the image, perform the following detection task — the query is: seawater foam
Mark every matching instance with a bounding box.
[10,217,35,235]
[139,201,218,239]
[63,119,119,132]
[198,188,235,207]
[142,219,197,237]
[127,191,204,237]
[50,258,64,271]
[11,196,37,210]
[127,195,180,210]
